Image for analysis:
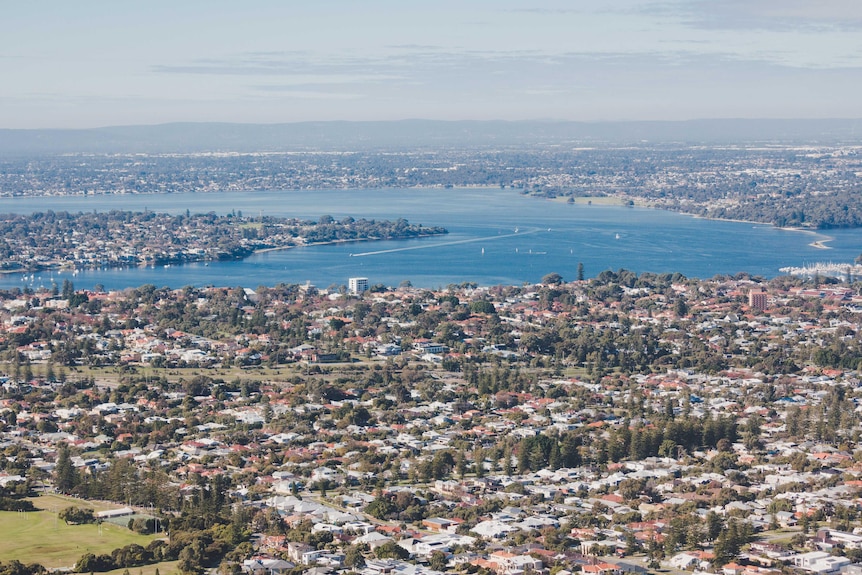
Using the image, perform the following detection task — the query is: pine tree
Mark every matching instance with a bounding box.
[548,442,561,470]
[712,519,744,567]
[455,450,467,479]
[473,447,485,477]
[674,298,688,318]
[54,444,77,492]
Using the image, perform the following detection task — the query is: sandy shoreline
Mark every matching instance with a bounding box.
[773,226,834,249]
[688,214,835,249]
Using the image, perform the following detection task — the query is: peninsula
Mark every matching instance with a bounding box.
[0,210,447,273]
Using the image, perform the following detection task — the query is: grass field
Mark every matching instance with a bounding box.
[0,360,381,389]
[30,492,125,513]
[0,494,156,569]
[101,560,180,575]
[102,513,158,528]
[0,363,299,389]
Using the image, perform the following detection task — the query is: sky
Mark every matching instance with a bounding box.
[2,0,862,129]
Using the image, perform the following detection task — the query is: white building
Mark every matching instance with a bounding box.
[349,277,369,294]
[793,551,851,574]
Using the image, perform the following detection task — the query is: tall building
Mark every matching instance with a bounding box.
[348,277,369,295]
[749,289,768,311]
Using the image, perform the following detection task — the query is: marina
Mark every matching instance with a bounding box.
[779,262,862,281]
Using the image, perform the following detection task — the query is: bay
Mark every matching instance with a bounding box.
[0,188,860,290]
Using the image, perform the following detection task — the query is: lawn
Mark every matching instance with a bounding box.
[30,492,125,513]
[101,560,180,575]
[0,495,156,570]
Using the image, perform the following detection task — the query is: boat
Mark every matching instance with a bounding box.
[615,233,620,240]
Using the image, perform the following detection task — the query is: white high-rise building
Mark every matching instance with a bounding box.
[349,277,369,294]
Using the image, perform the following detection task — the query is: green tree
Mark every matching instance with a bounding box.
[58,506,95,524]
[429,551,448,571]
[542,272,563,285]
[469,300,496,314]
[674,298,688,318]
[455,450,468,479]
[712,519,750,567]
[374,541,409,560]
[54,445,77,492]
[705,511,723,542]
[177,545,202,575]
[365,496,396,520]
[344,544,367,569]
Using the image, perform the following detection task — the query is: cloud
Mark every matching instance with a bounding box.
[505,8,584,15]
[674,0,862,31]
[523,88,569,96]
[385,44,446,51]
[146,44,862,120]
[251,87,364,100]
[152,49,549,81]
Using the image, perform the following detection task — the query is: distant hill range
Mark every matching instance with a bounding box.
[1,119,862,155]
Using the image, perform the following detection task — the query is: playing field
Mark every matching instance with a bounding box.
[101,560,180,575]
[0,494,156,570]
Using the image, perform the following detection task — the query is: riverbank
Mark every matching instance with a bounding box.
[251,231,449,255]
[686,213,837,249]
[0,231,450,276]
[0,209,448,276]
[1,187,861,292]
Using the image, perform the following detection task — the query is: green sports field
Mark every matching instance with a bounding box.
[0,494,156,570]
[100,560,180,575]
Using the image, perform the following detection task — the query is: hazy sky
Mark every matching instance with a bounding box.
[2,0,862,128]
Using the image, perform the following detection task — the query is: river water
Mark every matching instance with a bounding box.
[1,188,860,290]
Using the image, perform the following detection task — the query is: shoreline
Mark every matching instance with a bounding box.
[251,232,447,255]
[0,232,449,276]
[686,213,836,248]
[549,194,845,242]
[773,226,834,250]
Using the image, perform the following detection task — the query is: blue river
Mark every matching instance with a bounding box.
[0,188,860,290]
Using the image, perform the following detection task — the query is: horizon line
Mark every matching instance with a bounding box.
[3,117,862,132]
